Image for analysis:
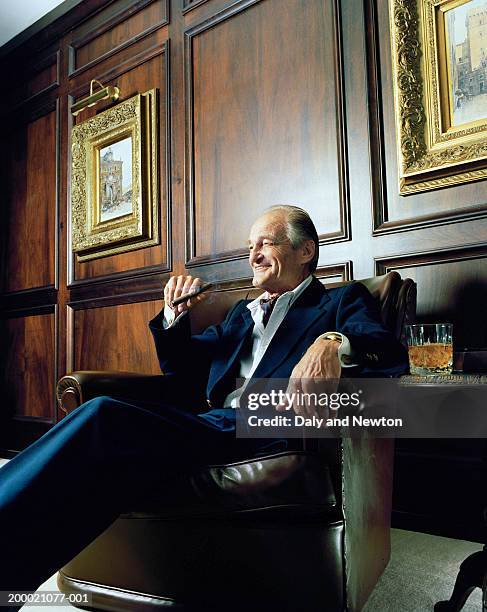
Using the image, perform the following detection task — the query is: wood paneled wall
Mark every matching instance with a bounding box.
[1,0,486,534]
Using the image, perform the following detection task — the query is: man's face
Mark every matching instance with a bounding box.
[248,212,310,295]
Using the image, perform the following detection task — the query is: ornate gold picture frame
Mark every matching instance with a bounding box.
[390,0,487,194]
[71,89,159,261]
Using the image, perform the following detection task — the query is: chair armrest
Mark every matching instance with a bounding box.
[342,437,394,610]
[56,371,165,414]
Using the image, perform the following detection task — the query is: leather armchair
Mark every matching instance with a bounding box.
[55,272,416,612]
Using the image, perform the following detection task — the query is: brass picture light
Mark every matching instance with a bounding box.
[71,79,120,116]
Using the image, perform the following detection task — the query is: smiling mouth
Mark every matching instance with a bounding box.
[254,266,270,271]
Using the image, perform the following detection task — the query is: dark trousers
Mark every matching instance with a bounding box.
[0,395,269,596]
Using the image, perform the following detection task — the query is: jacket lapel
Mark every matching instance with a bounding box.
[207,307,254,396]
[251,277,331,380]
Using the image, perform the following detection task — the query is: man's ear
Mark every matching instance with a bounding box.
[300,239,315,265]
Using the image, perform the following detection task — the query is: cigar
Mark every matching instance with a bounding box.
[170,282,214,307]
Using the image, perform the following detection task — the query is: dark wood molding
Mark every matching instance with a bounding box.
[1,286,58,310]
[373,206,487,236]
[364,0,388,236]
[66,304,75,375]
[68,288,163,312]
[316,261,353,283]
[54,98,61,293]
[68,0,169,77]
[164,37,173,277]
[183,0,351,268]
[375,243,487,275]
[331,0,352,247]
[32,47,61,79]
[71,0,164,50]
[68,25,167,79]
[66,94,75,287]
[69,264,171,290]
[7,49,61,109]
[182,0,212,14]
[0,287,58,312]
[8,95,58,127]
[69,269,168,303]
[68,40,167,101]
[0,302,56,320]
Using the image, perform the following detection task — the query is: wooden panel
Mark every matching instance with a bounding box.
[10,51,59,104]
[71,51,169,283]
[70,0,168,76]
[27,61,58,98]
[71,300,163,373]
[3,104,57,293]
[68,30,166,95]
[370,0,487,233]
[183,0,211,12]
[315,261,352,285]
[186,0,348,265]
[377,248,487,349]
[2,311,56,419]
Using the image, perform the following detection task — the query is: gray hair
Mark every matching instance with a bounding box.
[266,205,319,273]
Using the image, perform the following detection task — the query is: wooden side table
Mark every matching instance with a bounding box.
[399,373,487,386]
[400,374,487,611]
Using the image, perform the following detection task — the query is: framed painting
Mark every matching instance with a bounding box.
[71,89,159,261]
[390,0,487,193]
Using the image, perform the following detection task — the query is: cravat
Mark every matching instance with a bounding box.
[260,296,278,327]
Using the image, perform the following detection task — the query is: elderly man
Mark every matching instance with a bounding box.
[157,205,406,418]
[0,205,407,600]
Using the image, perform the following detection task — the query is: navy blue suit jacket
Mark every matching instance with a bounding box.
[149,278,408,409]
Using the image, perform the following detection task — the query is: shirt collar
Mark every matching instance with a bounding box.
[247,274,313,313]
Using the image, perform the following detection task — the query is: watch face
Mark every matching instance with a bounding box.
[326,333,342,342]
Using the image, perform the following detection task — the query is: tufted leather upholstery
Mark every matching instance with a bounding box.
[56,272,416,611]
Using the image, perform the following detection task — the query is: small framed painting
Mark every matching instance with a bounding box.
[71,89,159,261]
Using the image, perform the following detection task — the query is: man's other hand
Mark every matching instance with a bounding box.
[164,275,207,315]
[276,338,341,417]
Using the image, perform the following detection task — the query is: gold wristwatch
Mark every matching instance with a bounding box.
[320,332,344,344]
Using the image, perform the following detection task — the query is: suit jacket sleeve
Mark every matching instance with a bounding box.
[148,300,245,379]
[335,282,408,377]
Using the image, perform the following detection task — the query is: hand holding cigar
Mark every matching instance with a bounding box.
[164,275,212,314]
[170,282,213,306]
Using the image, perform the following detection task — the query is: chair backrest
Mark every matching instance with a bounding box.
[189,272,416,346]
[328,271,417,346]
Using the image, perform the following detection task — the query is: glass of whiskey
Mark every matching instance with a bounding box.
[406,323,453,376]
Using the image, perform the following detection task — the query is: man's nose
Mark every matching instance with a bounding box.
[249,248,263,266]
